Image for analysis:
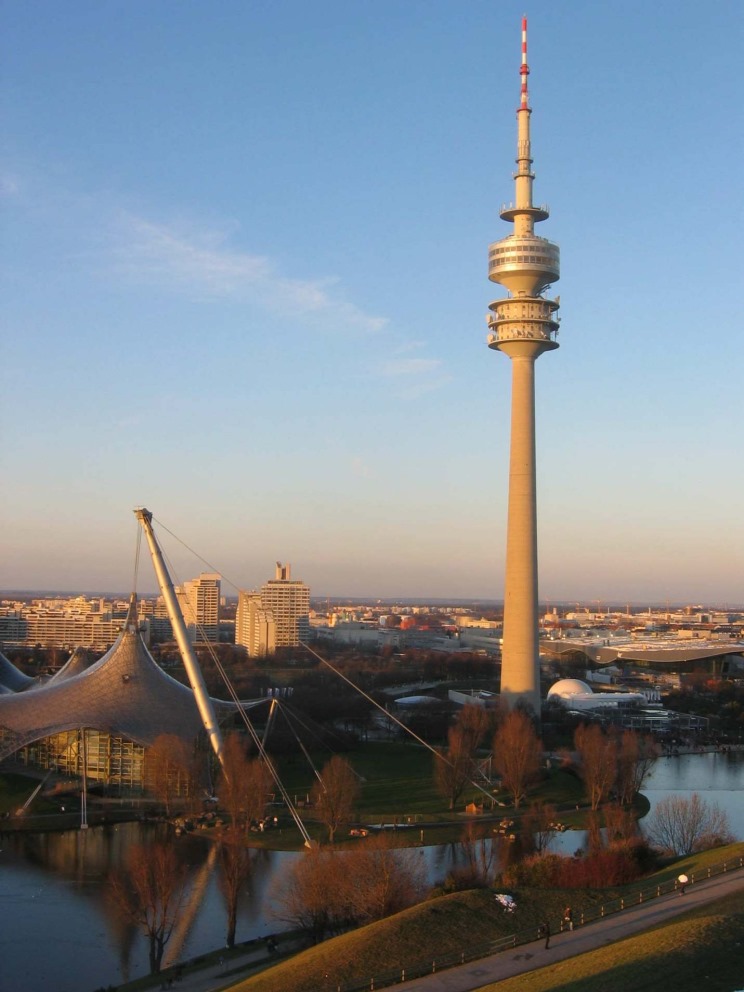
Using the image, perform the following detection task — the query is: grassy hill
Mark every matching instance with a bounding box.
[229,844,744,992]
[482,888,744,991]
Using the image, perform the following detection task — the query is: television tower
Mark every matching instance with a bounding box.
[487,17,560,716]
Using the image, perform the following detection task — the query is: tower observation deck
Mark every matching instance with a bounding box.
[488,18,560,716]
[487,16,560,349]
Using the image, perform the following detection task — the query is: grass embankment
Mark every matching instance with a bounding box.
[230,888,542,992]
[482,889,744,992]
[228,843,744,992]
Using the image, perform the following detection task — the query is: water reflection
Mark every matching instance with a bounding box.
[0,822,288,992]
[2,751,744,992]
[540,749,744,858]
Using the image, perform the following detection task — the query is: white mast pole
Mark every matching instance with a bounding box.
[134,508,226,771]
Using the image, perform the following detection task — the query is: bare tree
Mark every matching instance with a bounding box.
[217,732,250,826]
[346,835,426,921]
[585,809,604,854]
[145,735,198,815]
[492,710,542,809]
[456,703,493,752]
[217,732,272,829]
[109,842,188,974]
[645,793,734,855]
[604,801,639,844]
[434,728,476,812]
[457,821,498,887]
[615,730,660,806]
[270,840,424,941]
[573,723,616,811]
[521,801,559,854]
[311,755,360,843]
[270,847,349,942]
[218,827,253,948]
[434,705,492,811]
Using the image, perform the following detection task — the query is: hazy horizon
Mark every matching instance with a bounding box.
[2,587,741,613]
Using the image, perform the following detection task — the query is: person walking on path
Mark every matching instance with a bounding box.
[541,920,551,949]
[563,905,574,931]
[678,873,688,895]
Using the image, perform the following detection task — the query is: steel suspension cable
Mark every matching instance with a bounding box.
[300,641,496,804]
[151,516,243,595]
[146,516,495,818]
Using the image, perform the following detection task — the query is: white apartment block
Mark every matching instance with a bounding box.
[176,573,221,643]
[260,563,310,648]
[0,598,127,650]
[235,591,276,657]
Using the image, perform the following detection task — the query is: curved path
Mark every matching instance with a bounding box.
[396,869,744,991]
[147,869,744,992]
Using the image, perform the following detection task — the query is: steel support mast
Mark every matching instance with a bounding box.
[134,507,226,770]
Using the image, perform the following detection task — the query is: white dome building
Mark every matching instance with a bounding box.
[547,678,647,712]
[547,678,593,700]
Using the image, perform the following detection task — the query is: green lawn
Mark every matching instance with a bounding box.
[274,740,444,820]
[0,746,645,850]
[274,741,590,837]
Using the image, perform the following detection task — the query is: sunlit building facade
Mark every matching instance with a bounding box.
[176,572,221,643]
[260,563,310,648]
[236,591,276,657]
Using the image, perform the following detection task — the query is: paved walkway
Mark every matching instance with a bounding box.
[397,869,744,991]
[150,937,304,992]
[149,869,744,992]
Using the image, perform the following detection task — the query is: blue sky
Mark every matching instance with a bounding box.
[1,1,742,605]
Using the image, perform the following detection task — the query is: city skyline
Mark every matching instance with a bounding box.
[2,590,741,611]
[2,1,742,603]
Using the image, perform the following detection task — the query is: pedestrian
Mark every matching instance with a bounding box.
[542,920,551,949]
[563,905,574,931]
[678,873,688,896]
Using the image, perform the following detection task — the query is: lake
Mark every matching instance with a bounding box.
[1,750,743,992]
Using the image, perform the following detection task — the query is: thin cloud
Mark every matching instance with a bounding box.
[113,214,387,333]
[391,339,426,355]
[0,175,21,197]
[350,456,375,479]
[381,357,443,377]
[378,355,452,399]
[396,376,453,399]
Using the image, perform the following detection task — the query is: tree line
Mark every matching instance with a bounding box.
[110,715,734,974]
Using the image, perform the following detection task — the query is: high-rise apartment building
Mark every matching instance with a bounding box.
[235,591,276,657]
[176,572,221,643]
[260,563,310,648]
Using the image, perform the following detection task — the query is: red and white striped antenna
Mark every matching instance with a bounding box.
[520,15,530,110]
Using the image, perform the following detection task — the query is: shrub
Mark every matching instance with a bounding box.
[499,842,649,890]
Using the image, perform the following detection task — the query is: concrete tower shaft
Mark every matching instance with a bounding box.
[487,17,561,717]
